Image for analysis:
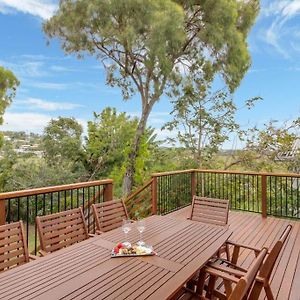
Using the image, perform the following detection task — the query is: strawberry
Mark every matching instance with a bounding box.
[117,243,123,249]
[114,247,119,254]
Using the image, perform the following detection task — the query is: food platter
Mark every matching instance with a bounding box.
[111,243,156,257]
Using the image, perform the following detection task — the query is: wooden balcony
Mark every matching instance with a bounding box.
[168,206,300,300]
[0,169,299,298]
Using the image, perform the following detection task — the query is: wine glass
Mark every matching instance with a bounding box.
[122,219,132,247]
[136,219,146,246]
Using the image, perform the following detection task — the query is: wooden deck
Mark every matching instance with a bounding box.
[168,207,300,300]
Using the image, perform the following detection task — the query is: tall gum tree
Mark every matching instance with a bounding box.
[0,66,19,147]
[44,0,259,195]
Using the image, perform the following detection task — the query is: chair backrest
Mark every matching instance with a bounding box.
[0,221,29,271]
[229,248,268,300]
[36,207,89,254]
[259,224,292,280]
[190,196,229,226]
[92,199,128,233]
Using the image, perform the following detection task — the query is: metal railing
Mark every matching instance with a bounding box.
[0,179,113,253]
[268,175,300,218]
[0,169,299,253]
[151,169,300,219]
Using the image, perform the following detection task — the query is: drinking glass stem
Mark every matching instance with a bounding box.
[139,232,142,242]
[125,232,128,242]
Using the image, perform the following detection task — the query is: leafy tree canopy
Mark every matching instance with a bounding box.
[42,117,84,166]
[0,66,19,146]
[85,107,157,194]
[225,118,300,172]
[44,0,259,194]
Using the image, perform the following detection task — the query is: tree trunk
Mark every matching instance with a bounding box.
[122,106,151,196]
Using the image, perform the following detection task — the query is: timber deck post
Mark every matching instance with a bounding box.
[0,200,5,225]
[261,175,267,218]
[103,182,113,202]
[151,176,158,215]
[191,170,196,199]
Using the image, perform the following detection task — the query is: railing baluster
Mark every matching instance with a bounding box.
[35,195,38,254]
[26,196,29,249]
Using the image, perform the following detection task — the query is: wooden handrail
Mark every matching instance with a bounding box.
[125,179,153,203]
[0,179,113,200]
[152,169,300,178]
[151,169,195,177]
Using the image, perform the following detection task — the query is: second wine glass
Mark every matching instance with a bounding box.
[136,219,146,246]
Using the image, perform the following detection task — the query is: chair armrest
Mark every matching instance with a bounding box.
[207,262,246,278]
[29,254,40,260]
[39,250,48,257]
[209,258,248,273]
[226,240,262,253]
[203,266,239,284]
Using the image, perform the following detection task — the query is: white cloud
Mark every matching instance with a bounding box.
[2,112,52,133]
[261,0,300,58]
[2,112,88,134]
[0,0,57,20]
[50,65,76,73]
[29,81,69,90]
[264,21,289,58]
[17,98,83,111]
[0,60,48,78]
[261,1,290,17]
[282,1,300,18]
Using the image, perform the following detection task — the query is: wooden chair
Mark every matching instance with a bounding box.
[186,196,230,290]
[0,221,36,271]
[36,207,90,256]
[92,199,129,233]
[189,196,229,226]
[194,247,268,300]
[210,224,292,300]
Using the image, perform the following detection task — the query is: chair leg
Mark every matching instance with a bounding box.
[264,283,275,300]
[225,244,231,261]
[196,269,206,296]
[248,281,264,300]
[223,279,233,297]
[206,275,217,299]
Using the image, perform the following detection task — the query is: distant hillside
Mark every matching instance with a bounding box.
[2,131,43,157]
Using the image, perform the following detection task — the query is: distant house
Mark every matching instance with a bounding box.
[276,138,300,191]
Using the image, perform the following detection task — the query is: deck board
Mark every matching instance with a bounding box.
[167,207,300,300]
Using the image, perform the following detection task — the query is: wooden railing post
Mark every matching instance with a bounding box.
[0,200,5,225]
[261,175,267,218]
[151,176,158,215]
[191,170,196,199]
[103,182,113,202]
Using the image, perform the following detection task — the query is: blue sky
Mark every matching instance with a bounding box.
[0,0,299,146]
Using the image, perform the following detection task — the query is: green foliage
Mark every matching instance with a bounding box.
[164,83,258,167]
[0,141,17,190]
[85,107,138,178]
[42,117,84,167]
[44,0,259,193]
[44,0,258,94]
[225,118,300,172]
[0,67,19,146]
[3,156,84,192]
[85,107,157,195]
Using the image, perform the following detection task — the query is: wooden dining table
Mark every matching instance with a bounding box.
[0,215,232,300]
